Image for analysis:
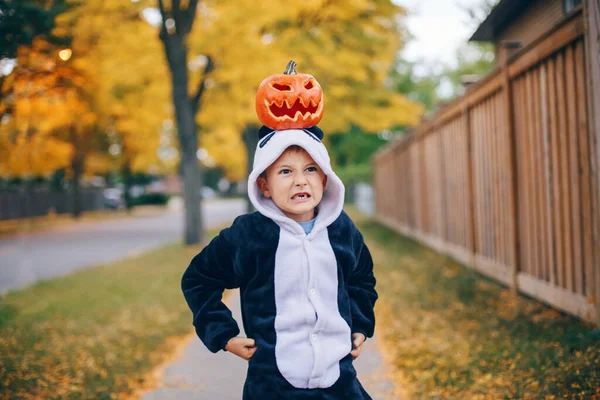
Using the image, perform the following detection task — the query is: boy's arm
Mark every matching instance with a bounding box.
[181,225,242,353]
[348,231,378,340]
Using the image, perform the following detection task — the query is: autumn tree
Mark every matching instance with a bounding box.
[188,0,423,211]
[0,34,111,216]
[57,0,170,208]
[0,0,104,217]
[1,0,169,216]
[0,0,71,59]
[153,0,207,245]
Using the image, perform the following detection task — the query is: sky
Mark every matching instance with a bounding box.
[394,0,487,72]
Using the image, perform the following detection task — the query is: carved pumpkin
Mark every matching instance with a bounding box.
[255,60,324,130]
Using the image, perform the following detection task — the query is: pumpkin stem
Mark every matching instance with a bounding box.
[284,60,297,75]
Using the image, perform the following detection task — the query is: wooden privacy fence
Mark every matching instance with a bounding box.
[373,8,600,325]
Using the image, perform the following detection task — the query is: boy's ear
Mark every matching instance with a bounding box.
[257,176,271,198]
[322,174,328,188]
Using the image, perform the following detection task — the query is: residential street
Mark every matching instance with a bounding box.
[0,198,246,294]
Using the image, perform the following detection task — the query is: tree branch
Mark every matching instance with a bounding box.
[157,0,169,41]
[172,0,182,31]
[191,55,213,115]
[180,0,199,36]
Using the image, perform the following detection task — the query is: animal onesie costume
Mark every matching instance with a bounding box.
[181,125,378,399]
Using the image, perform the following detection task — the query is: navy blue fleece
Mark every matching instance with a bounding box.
[181,210,377,399]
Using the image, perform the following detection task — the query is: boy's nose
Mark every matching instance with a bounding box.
[294,173,308,186]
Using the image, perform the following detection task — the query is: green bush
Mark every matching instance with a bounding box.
[335,163,372,203]
[132,192,170,206]
[335,162,372,186]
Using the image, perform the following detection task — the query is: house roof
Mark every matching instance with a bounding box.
[469,0,534,42]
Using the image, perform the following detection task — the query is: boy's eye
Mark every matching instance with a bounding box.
[278,169,291,174]
[306,166,317,172]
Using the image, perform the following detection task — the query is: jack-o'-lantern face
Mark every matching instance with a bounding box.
[255,61,324,130]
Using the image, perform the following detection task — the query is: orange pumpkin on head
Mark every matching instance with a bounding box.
[255,60,324,130]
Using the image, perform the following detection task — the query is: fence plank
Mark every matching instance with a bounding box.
[549,56,566,290]
[583,0,600,325]
[532,67,545,281]
[466,107,477,256]
[574,39,594,298]
[557,50,575,292]
[540,62,558,286]
[524,71,536,277]
[565,43,584,295]
[475,107,484,258]
[493,95,501,264]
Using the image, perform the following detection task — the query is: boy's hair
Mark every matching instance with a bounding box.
[259,145,305,179]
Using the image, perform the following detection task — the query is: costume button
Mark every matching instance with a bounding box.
[309,288,316,296]
[311,333,318,341]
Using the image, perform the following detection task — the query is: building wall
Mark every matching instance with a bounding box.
[495,0,567,64]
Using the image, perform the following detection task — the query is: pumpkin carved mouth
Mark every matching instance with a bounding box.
[267,98,319,120]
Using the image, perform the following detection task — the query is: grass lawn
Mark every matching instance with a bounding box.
[2,208,599,399]
[354,213,600,399]
[0,240,207,399]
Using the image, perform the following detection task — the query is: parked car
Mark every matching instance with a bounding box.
[200,186,216,199]
[103,188,124,209]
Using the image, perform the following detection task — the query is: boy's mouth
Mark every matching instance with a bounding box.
[291,192,311,201]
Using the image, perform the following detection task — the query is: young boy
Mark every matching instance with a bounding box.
[181,125,377,399]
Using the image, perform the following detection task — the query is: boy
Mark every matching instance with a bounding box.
[181,125,377,399]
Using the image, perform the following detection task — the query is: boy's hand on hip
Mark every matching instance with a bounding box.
[351,333,366,360]
[225,337,257,361]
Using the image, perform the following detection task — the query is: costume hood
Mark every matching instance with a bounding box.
[247,126,345,238]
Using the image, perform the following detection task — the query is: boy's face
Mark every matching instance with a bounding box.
[257,148,328,222]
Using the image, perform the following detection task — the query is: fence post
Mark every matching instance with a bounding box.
[502,42,522,294]
[437,122,448,243]
[464,103,477,269]
[583,0,600,326]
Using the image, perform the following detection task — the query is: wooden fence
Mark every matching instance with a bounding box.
[373,8,600,325]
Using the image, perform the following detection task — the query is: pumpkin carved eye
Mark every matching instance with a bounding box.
[272,83,292,91]
[304,81,314,89]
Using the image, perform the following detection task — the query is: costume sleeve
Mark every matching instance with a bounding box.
[348,231,378,339]
[181,224,242,353]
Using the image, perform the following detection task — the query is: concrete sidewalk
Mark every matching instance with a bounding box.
[141,290,398,400]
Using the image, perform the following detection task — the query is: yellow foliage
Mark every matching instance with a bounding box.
[0,130,73,178]
[0,0,171,178]
[1,0,423,180]
[84,153,113,176]
[191,0,423,173]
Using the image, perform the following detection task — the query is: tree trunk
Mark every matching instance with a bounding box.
[69,126,84,219]
[242,124,259,214]
[122,160,133,212]
[161,33,203,245]
[71,155,83,219]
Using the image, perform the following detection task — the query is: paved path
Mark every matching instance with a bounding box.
[0,199,246,294]
[142,290,398,400]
